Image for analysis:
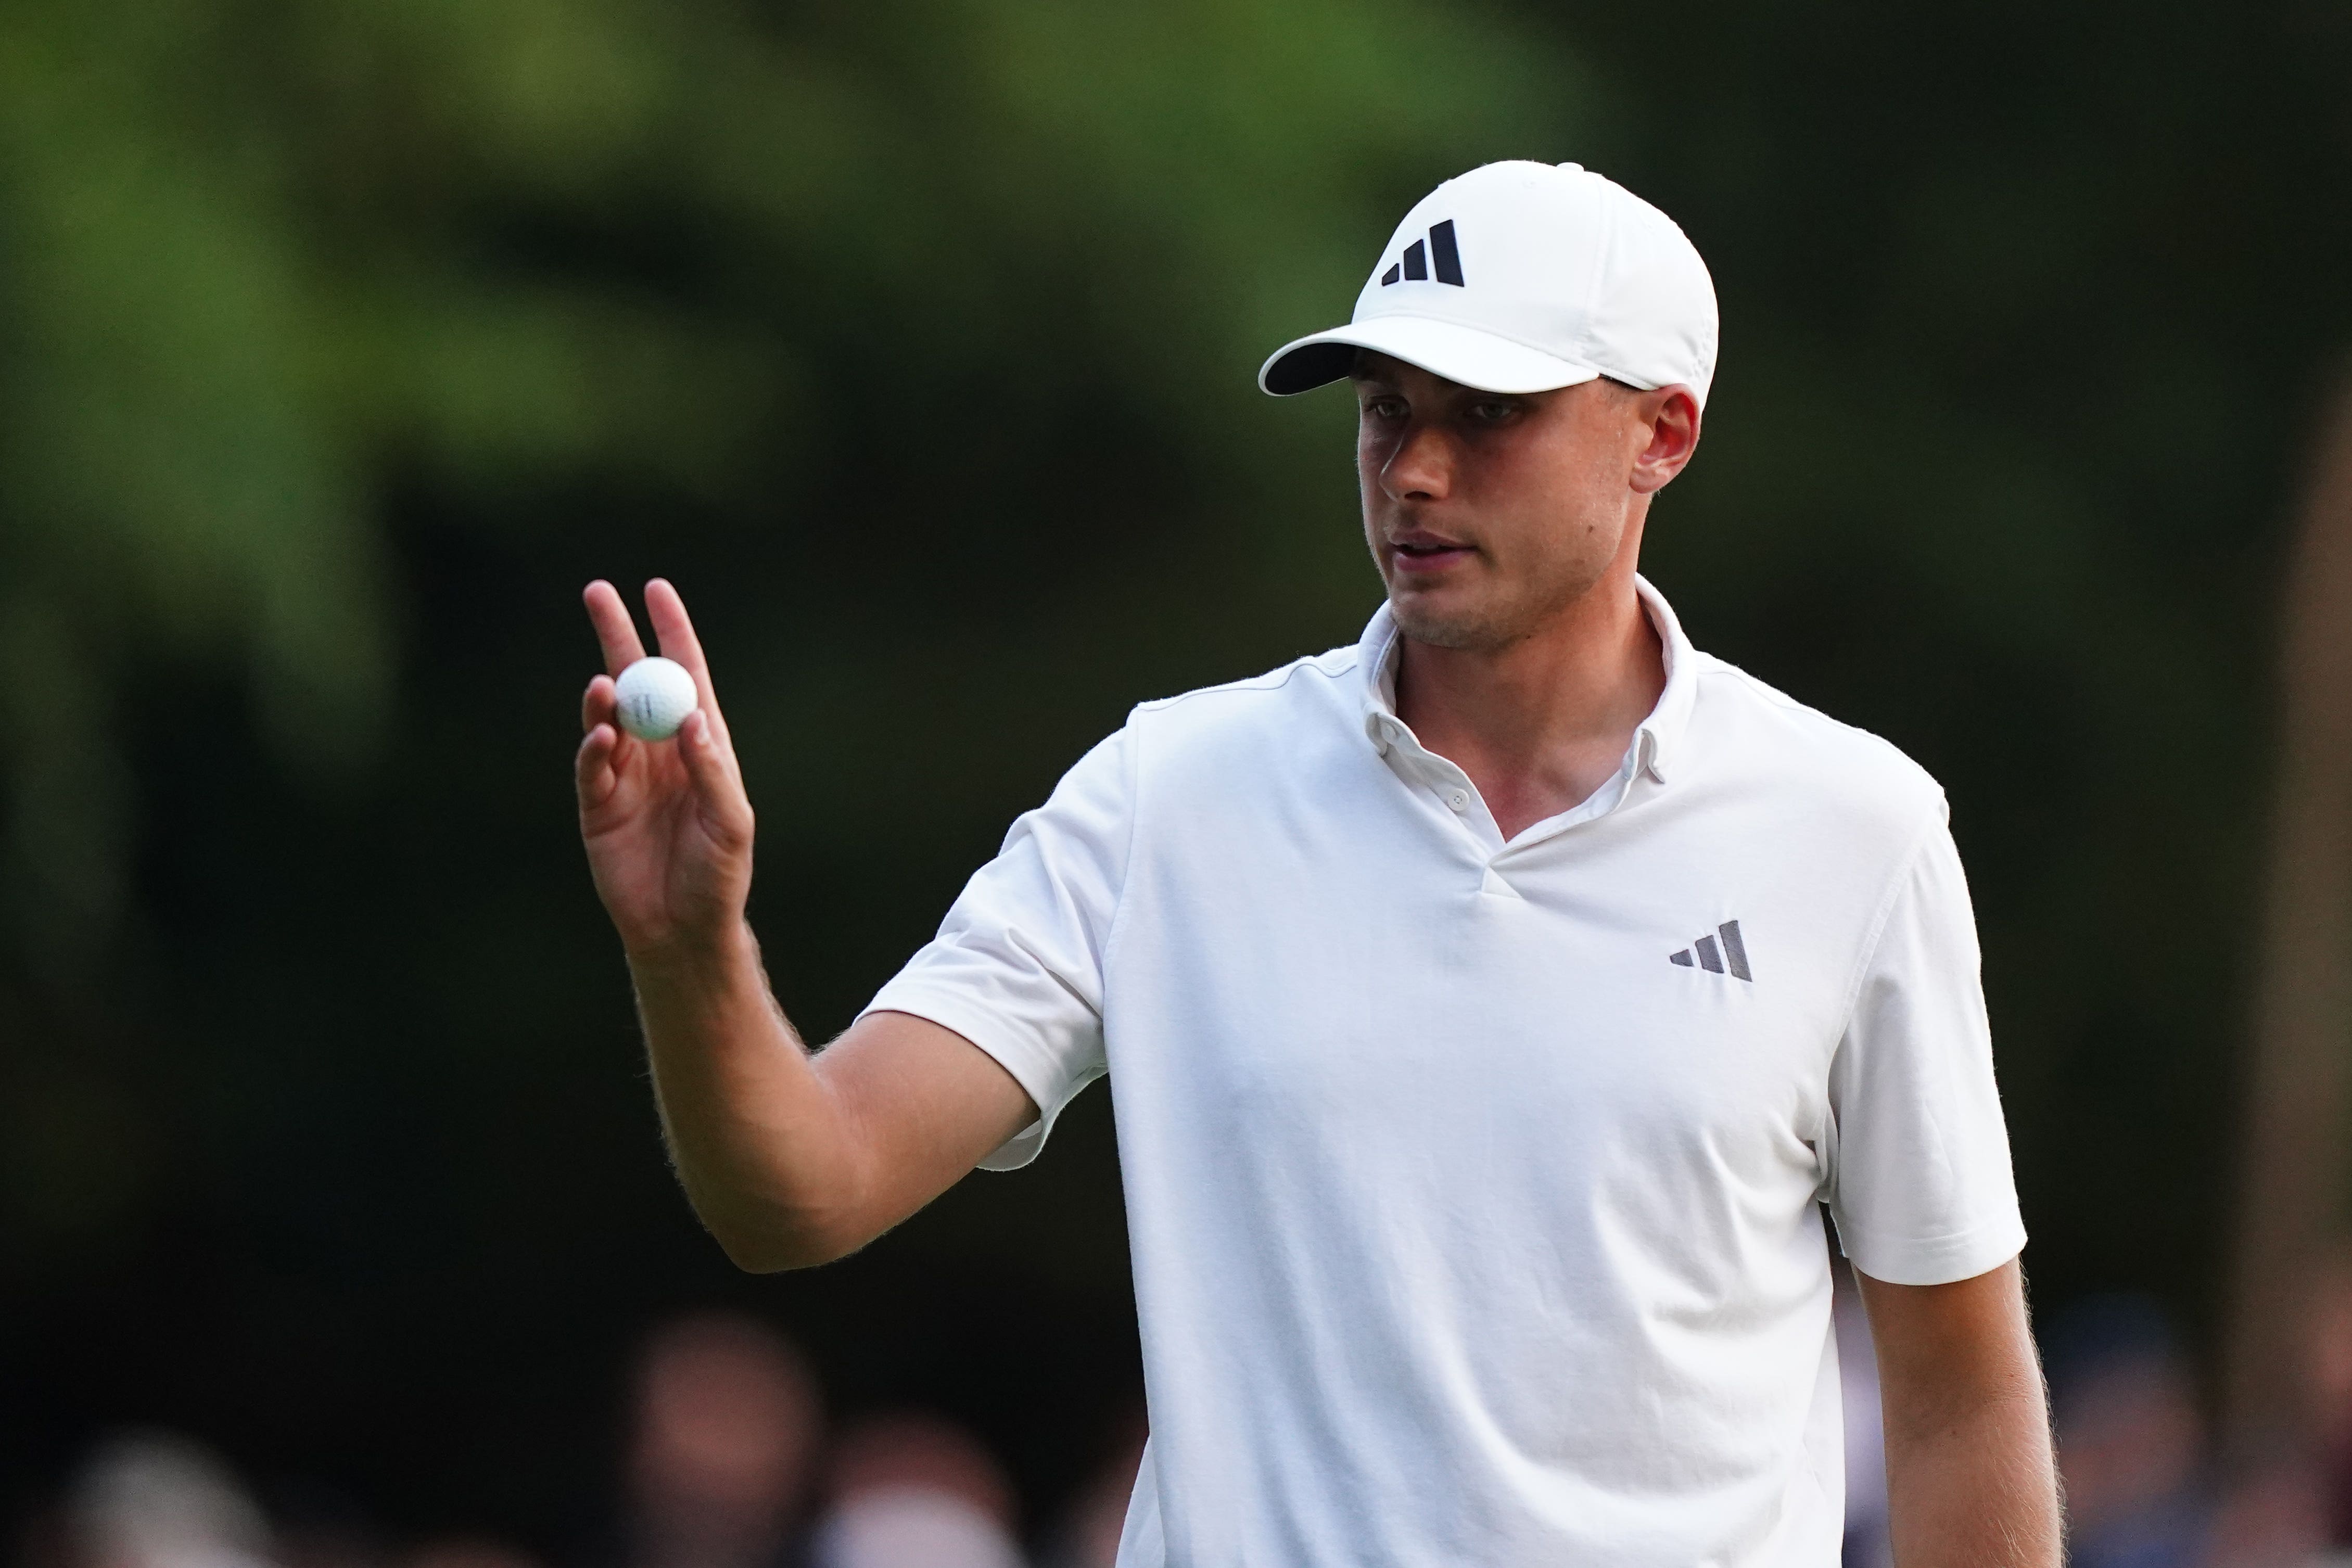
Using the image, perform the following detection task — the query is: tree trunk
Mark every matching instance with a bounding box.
[2224,371,2352,1468]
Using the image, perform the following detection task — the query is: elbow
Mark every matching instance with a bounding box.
[705,1208,869,1274]
[717,1243,805,1275]
[679,1148,881,1272]
[713,1232,832,1274]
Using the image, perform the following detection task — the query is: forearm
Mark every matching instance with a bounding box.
[1883,1383,2061,1567]
[628,918,866,1270]
[1864,1260,2061,1568]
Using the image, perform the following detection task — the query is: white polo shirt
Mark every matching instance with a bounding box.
[862,576,2025,1567]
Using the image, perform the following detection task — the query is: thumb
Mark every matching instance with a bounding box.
[677,709,753,849]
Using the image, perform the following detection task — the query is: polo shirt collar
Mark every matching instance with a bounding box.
[1357,573,1698,785]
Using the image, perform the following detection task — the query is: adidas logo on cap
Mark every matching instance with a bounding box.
[1379,220,1464,287]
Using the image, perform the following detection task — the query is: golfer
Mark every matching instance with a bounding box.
[576,161,2061,1566]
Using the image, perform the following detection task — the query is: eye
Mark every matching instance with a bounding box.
[1360,394,1409,421]
[1468,399,1518,423]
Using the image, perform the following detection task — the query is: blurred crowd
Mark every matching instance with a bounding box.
[32,1269,2352,1568]
[12,1313,1144,1568]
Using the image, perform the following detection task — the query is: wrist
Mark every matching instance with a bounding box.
[625,914,759,987]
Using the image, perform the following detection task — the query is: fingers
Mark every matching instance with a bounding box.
[677,710,754,849]
[582,673,618,735]
[642,578,704,677]
[583,580,648,677]
[576,722,621,808]
[642,578,731,742]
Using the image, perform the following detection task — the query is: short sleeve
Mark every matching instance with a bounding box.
[856,724,1131,1170]
[1824,809,2027,1285]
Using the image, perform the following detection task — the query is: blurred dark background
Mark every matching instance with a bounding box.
[6,1,2352,1564]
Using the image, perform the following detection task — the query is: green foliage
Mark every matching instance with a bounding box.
[0,0,1558,969]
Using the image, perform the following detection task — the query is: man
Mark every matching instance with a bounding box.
[575,161,2062,1565]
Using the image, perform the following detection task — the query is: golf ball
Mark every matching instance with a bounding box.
[614,656,698,741]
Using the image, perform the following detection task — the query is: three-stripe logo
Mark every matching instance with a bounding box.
[1380,219,1465,287]
[1670,920,1752,982]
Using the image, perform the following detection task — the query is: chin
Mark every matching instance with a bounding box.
[1387,592,1520,652]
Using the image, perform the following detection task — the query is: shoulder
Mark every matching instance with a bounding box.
[1041,644,1363,816]
[1136,642,1361,711]
[1129,643,1362,734]
[1103,642,1366,794]
[1683,651,1947,839]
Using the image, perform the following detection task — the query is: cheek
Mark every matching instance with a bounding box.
[1477,459,1620,582]
[1468,449,1576,540]
[1524,432,1622,530]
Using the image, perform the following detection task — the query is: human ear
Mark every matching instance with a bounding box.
[1629,387,1701,495]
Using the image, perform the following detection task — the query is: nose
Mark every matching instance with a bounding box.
[1377,417,1455,503]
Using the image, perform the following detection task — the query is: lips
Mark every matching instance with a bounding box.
[1389,531,1475,575]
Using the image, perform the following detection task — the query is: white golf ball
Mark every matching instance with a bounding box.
[614,656,698,742]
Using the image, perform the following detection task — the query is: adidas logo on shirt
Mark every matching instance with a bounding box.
[1379,219,1465,287]
[1670,920,1752,981]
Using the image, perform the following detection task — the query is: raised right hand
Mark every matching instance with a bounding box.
[576,582,1041,1273]
[576,579,754,957]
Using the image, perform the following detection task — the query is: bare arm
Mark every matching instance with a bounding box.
[1859,1258,2062,1567]
[575,578,1035,1270]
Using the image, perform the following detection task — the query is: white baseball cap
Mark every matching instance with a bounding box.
[1258,160,1719,407]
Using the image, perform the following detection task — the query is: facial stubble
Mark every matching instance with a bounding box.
[1380,521,1619,655]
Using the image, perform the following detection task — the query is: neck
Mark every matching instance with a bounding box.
[1392,553,1666,841]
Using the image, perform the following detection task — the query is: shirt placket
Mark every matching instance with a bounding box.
[1367,715,1512,877]
[1371,712,1661,898]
